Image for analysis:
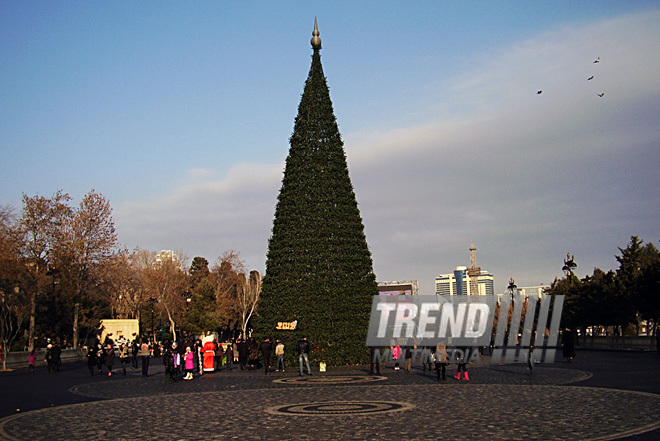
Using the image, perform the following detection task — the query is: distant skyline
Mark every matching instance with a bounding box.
[2,2,659,294]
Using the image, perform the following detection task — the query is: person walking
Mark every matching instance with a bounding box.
[453,347,469,381]
[260,337,273,375]
[105,344,115,376]
[275,339,285,372]
[434,345,448,381]
[96,343,106,375]
[138,339,151,377]
[86,343,97,376]
[297,336,312,376]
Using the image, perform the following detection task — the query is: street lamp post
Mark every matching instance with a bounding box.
[507,277,517,301]
[180,292,192,339]
[505,277,518,346]
[562,253,577,278]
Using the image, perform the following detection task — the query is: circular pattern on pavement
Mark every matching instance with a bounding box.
[265,400,414,416]
[2,384,660,441]
[271,375,387,384]
[66,365,591,400]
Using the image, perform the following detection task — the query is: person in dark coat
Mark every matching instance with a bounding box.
[162,343,177,382]
[297,336,312,376]
[104,344,115,376]
[369,346,381,376]
[237,339,249,370]
[562,327,575,363]
[51,342,62,372]
[96,343,106,375]
[260,337,272,375]
[45,344,55,373]
[86,343,97,376]
[131,338,139,369]
[225,342,234,371]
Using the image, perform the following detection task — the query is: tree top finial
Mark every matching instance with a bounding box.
[311,17,321,49]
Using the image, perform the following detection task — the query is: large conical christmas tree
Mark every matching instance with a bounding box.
[255,19,378,366]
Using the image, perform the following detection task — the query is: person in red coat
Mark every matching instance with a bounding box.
[202,336,216,372]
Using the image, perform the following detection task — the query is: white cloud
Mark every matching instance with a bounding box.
[116,10,660,293]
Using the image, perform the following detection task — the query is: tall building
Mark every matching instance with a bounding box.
[435,267,494,295]
[467,240,481,296]
[435,241,494,295]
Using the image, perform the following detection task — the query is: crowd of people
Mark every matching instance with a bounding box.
[383,344,470,381]
[24,327,594,382]
[81,334,315,382]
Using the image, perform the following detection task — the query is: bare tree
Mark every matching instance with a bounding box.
[97,249,146,320]
[237,270,261,340]
[142,250,189,342]
[210,250,245,328]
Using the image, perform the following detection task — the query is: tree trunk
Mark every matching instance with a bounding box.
[28,292,36,351]
[72,302,79,348]
[163,304,176,343]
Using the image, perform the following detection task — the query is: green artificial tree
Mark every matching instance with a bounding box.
[254,20,378,366]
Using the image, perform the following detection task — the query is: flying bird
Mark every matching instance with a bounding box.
[587,76,594,81]
[537,90,542,94]
[597,93,605,97]
[593,57,600,63]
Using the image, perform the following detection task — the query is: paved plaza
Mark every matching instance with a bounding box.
[1,350,659,440]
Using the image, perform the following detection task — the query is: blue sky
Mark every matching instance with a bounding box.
[2,2,659,294]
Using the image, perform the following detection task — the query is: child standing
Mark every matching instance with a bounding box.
[183,346,194,380]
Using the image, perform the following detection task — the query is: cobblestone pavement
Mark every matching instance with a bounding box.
[2,351,659,440]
